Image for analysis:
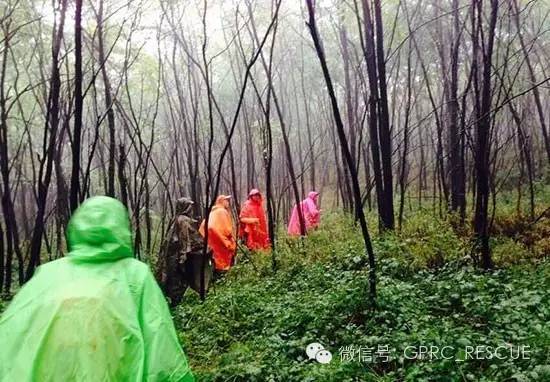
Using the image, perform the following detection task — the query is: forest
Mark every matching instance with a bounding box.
[0,0,549,381]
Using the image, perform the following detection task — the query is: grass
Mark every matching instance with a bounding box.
[1,187,548,381]
[175,209,549,381]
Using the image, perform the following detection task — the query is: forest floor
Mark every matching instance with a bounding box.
[176,190,549,381]
[0,189,548,381]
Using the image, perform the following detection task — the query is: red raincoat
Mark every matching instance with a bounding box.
[239,190,270,250]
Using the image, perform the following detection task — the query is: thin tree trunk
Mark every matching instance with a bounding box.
[472,0,498,269]
[448,0,465,214]
[118,144,129,208]
[27,0,69,279]
[246,2,306,236]
[0,221,4,293]
[69,0,83,213]
[513,0,550,165]
[97,0,116,197]
[341,25,357,213]
[306,0,377,304]
[373,0,395,230]
[0,18,24,290]
[358,0,386,232]
[398,38,413,230]
[300,44,316,191]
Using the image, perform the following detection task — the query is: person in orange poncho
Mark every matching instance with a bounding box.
[199,195,236,272]
[239,189,270,251]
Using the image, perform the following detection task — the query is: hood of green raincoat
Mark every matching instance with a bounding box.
[67,196,133,262]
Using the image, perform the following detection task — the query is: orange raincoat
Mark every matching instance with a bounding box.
[199,196,236,271]
[239,189,270,250]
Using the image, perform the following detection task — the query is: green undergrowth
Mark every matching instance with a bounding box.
[1,190,548,380]
[175,212,549,381]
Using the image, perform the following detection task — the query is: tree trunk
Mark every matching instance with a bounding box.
[247,3,306,236]
[69,0,84,213]
[512,0,550,166]
[359,0,386,232]
[0,20,24,290]
[306,0,377,304]
[97,0,117,197]
[472,0,498,269]
[373,0,395,230]
[448,0,466,214]
[118,144,129,208]
[0,221,4,293]
[398,38,413,230]
[27,0,69,279]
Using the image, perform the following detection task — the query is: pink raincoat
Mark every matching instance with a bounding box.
[287,191,320,236]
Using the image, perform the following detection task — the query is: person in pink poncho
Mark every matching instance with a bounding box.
[287,191,321,236]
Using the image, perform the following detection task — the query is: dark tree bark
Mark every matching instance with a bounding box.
[372,0,395,230]
[27,0,69,279]
[145,179,152,255]
[255,1,279,255]
[0,12,25,291]
[459,63,475,223]
[472,0,498,269]
[306,0,377,303]
[418,122,426,208]
[96,0,116,197]
[362,144,372,210]
[54,107,70,251]
[398,38,413,230]
[409,25,449,213]
[356,0,386,232]
[197,0,282,298]
[263,49,277,254]
[168,41,202,216]
[69,0,83,213]
[243,20,278,255]
[512,0,550,166]
[246,1,306,236]
[118,144,129,208]
[340,25,357,213]
[0,220,4,293]
[299,42,316,191]
[447,0,466,215]
[508,101,535,220]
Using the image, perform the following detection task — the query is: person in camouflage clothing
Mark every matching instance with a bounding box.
[155,197,212,306]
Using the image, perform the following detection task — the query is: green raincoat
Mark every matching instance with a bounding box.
[0,196,194,382]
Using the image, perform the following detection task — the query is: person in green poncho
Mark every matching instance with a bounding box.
[0,196,194,382]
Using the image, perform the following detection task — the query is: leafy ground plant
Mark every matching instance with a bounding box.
[175,213,549,382]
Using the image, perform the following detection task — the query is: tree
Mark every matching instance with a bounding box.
[446,0,467,217]
[472,0,498,269]
[306,0,377,303]
[95,0,117,197]
[0,0,26,291]
[26,0,69,279]
[69,0,84,213]
[356,0,394,231]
